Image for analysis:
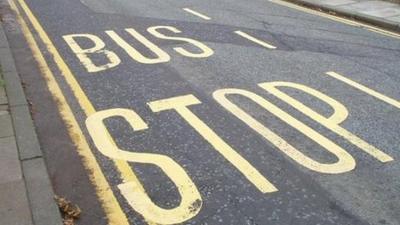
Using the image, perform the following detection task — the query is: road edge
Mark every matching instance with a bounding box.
[283,0,400,33]
[0,19,63,225]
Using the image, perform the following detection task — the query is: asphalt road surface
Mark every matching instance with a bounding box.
[2,0,400,224]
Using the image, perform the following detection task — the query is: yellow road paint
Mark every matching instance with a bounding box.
[86,108,202,224]
[12,0,397,223]
[213,88,356,174]
[63,34,121,72]
[326,72,400,109]
[106,28,171,64]
[148,95,278,193]
[365,28,400,39]
[183,8,211,20]
[234,31,277,49]
[269,0,400,39]
[260,81,393,162]
[13,0,184,224]
[147,26,214,58]
[8,0,129,224]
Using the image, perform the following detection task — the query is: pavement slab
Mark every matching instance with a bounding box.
[2,70,27,107]
[0,85,7,104]
[22,158,65,225]
[0,15,62,225]
[0,180,34,225]
[0,110,13,138]
[10,105,43,160]
[388,15,400,22]
[346,5,400,17]
[286,0,400,32]
[344,1,397,10]
[0,137,22,184]
[323,0,357,6]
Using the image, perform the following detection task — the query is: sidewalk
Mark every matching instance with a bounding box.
[0,20,62,225]
[285,0,400,32]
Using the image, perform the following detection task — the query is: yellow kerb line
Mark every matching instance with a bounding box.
[183,8,211,20]
[234,30,277,49]
[365,28,400,39]
[13,0,157,224]
[326,72,400,109]
[8,0,130,224]
[268,0,400,39]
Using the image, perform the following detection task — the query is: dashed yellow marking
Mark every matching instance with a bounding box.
[268,0,400,39]
[8,0,130,224]
[326,72,400,109]
[183,8,211,20]
[234,30,277,49]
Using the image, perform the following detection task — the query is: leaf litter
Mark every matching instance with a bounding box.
[54,195,81,225]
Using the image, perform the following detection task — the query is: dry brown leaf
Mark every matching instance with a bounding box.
[54,195,81,225]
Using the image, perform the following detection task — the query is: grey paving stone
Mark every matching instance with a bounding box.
[10,105,42,159]
[342,1,398,10]
[323,0,357,6]
[0,85,7,105]
[298,0,400,32]
[387,15,400,22]
[0,137,22,184]
[0,25,8,49]
[0,110,13,137]
[0,20,61,225]
[22,158,63,225]
[2,70,27,107]
[0,180,33,225]
[0,47,17,73]
[361,7,400,18]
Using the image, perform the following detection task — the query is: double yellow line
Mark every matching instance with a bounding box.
[8,0,400,224]
[8,0,140,224]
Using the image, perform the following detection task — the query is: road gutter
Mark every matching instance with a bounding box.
[0,17,63,225]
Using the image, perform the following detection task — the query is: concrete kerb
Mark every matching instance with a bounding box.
[0,19,63,225]
[283,0,400,33]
